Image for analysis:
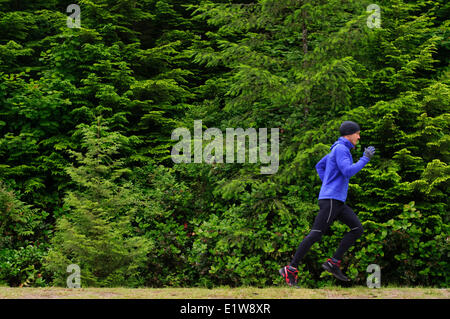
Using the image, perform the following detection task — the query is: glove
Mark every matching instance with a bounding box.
[364,146,376,160]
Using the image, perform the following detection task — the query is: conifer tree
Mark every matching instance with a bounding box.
[44,119,152,287]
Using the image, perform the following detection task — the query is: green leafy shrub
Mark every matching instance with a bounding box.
[0,245,49,287]
[0,182,48,249]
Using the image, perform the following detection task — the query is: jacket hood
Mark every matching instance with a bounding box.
[330,136,355,151]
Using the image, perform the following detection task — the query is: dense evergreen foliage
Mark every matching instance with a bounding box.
[0,0,448,287]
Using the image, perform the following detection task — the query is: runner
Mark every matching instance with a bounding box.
[279,121,376,286]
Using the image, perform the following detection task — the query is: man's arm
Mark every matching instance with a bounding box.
[315,154,328,181]
[335,145,370,178]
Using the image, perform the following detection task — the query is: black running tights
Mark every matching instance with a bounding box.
[290,199,363,268]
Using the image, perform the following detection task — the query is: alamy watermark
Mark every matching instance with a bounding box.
[366,4,381,29]
[67,4,81,28]
[67,264,81,288]
[366,264,381,288]
[171,120,279,174]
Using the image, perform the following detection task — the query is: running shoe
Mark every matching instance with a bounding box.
[322,258,350,282]
[279,265,299,287]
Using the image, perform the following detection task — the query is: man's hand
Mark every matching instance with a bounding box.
[364,146,376,159]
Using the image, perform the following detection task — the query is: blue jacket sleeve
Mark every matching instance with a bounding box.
[335,145,370,178]
[315,154,328,181]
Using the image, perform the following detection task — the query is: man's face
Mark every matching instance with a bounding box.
[345,131,360,147]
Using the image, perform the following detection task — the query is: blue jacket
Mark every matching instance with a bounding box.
[316,137,370,203]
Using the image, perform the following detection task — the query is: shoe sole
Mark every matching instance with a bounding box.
[322,263,350,282]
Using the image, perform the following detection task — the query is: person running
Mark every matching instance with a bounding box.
[279,121,376,286]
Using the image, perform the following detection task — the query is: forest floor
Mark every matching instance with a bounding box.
[0,286,448,299]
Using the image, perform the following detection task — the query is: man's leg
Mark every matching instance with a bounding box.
[289,199,342,268]
[332,204,364,260]
[281,199,340,286]
[321,204,363,282]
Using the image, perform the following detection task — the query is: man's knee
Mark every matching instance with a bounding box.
[352,225,364,238]
[307,229,323,242]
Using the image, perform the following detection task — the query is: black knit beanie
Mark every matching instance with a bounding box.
[339,121,360,136]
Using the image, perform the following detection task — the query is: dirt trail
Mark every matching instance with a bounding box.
[0,287,448,299]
